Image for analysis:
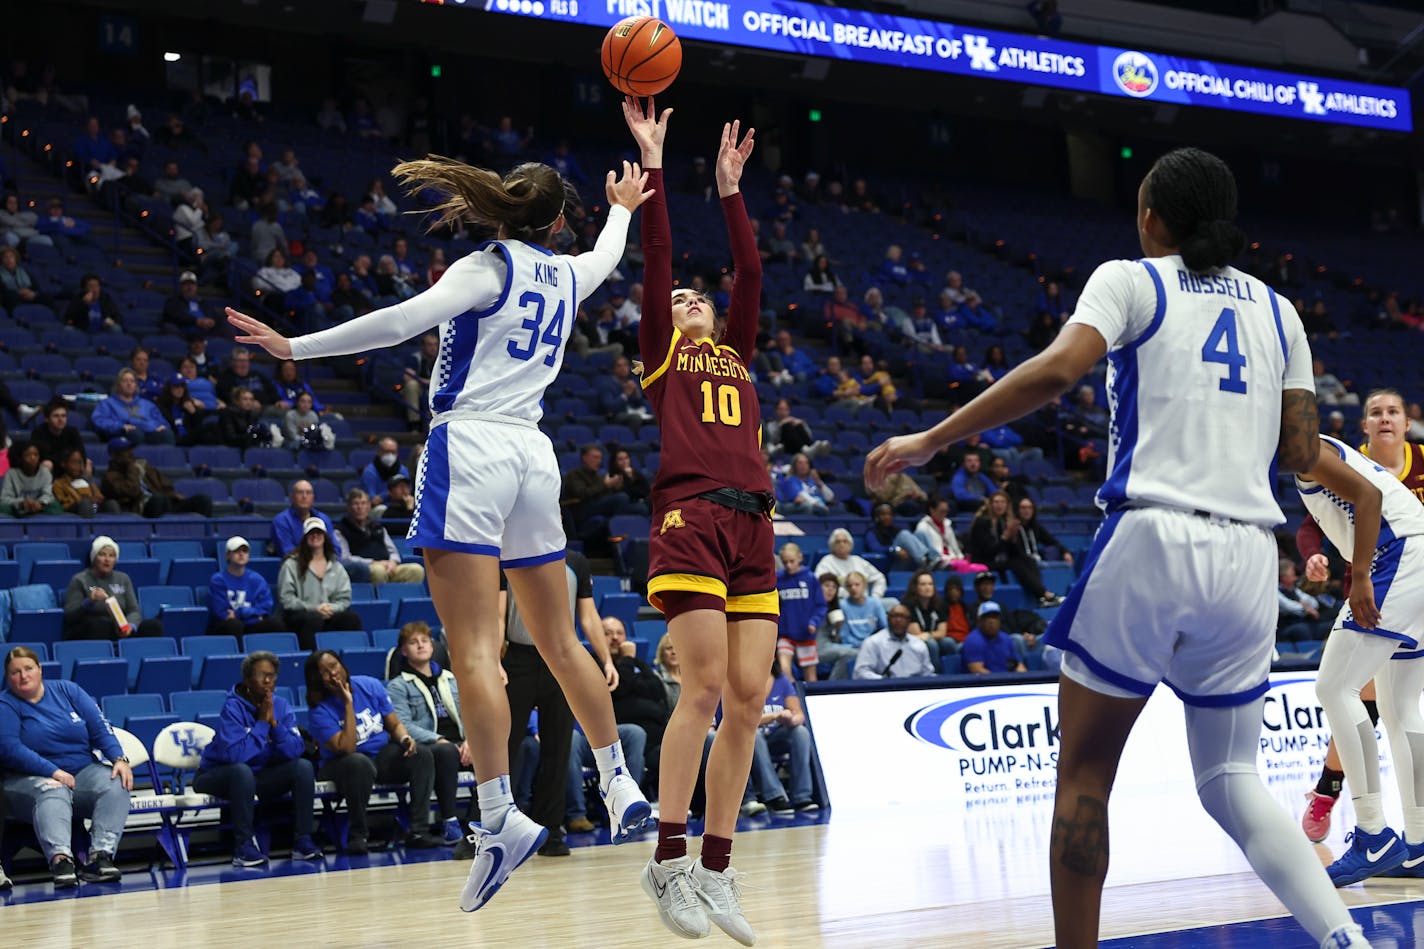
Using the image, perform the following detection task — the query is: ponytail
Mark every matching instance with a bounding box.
[1144,147,1247,274]
[1177,218,1247,273]
[391,156,566,243]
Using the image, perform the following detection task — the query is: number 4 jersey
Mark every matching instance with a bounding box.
[1067,255,1312,527]
[639,327,772,512]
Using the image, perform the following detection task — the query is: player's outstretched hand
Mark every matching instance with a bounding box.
[1303,553,1330,583]
[715,119,754,196]
[227,307,294,360]
[622,96,672,164]
[864,432,936,492]
[1349,575,1380,630]
[606,160,653,212]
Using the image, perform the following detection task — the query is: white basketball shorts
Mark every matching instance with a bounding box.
[407,415,566,567]
[1043,506,1277,706]
[1338,534,1424,659]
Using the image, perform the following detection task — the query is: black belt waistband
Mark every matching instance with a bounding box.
[698,487,775,515]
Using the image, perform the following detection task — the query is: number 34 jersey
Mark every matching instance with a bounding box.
[639,327,772,512]
[1067,255,1312,528]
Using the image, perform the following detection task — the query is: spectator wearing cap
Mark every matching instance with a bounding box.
[208,537,288,638]
[1,443,61,518]
[335,488,425,586]
[276,517,362,651]
[37,199,92,244]
[162,271,218,333]
[62,536,163,641]
[853,604,935,679]
[92,369,172,445]
[155,374,215,446]
[383,474,417,531]
[270,480,335,557]
[101,436,213,517]
[360,437,408,509]
[961,602,1026,674]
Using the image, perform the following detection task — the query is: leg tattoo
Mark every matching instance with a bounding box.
[1054,795,1109,876]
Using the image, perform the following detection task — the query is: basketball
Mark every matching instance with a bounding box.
[601,16,681,97]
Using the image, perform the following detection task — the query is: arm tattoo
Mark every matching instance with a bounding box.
[1278,389,1319,474]
[1052,794,1109,877]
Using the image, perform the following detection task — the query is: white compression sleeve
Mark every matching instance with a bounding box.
[288,251,507,360]
[1316,631,1401,815]
[1376,656,1424,839]
[568,205,630,304]
[1185,699,1357,944]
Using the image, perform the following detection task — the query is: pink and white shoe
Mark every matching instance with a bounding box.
[1302,790,1338,843]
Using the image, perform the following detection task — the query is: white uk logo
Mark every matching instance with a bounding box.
[964,34,998,72]
[1298,82,1326,115]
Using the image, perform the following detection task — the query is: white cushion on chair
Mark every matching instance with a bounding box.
[153,721,216,769]
[112,727,152,768]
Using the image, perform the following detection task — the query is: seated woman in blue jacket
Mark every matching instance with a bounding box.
[91,369,174,445]
[192,650,323,867]
[386,621,468,845]
[0,646,132,888]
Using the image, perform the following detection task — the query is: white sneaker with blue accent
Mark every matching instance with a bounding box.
[641,855,711,939]
[1320,923,1373,948]
[692,862,756,946]
[603,772,654,843]
[458,809,547,912]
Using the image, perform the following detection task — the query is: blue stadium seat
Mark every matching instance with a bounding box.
[246,632,300,654]
[102,693,166,727]
[197,654,246,691]
[182,637,239,684]
[157,605,210,639]
[139,586,193,617]
[348,600,392,630]
[188,446,244,473]
[244,448,300,474]
[126,714,179,753]
[633,620,668,657]
[6,641,51,661]
[370,628,400,651]
[134,656,194,697]
[15,543,69,583]
[12,608,63,645]
[30,560,81,596]
[315,631,369,652]
[149,540,206,573]
[231,479,288,504]
[174,478,230,502]
[54,640,115,679]
[170,690,227,721]
[246,557,282,585]
[590,575,624,603]
[168,558,217,589]
[274,652,308,690]
[121,558,163,588]
[940,654,963,675]
[598,593,642,633]
[135,445,186,470]
[73,658,129,699]
[341,648,387,680]
[375,582,427,604]
[394,597,438,628]
[117,638,179,688]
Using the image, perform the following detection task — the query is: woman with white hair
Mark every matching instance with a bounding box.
[813,528,887,598]
[61,536,163,641]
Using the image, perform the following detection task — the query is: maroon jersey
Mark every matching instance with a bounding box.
[637,169,770,512]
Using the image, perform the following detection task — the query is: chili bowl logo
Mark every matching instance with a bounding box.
[1113,51,1158,98]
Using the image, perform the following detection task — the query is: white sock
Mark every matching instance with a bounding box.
[477,775,515,830]
[1320,923,1366,949]
[1404,806,1424,845]
[593,741,627,791]
[1353,792,1385,835]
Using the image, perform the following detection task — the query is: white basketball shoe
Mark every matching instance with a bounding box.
[458,809,547,912]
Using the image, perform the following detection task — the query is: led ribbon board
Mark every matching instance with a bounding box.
[472,0,1413,132]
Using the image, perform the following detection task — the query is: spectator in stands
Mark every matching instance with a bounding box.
[335,488,424,586]
[253,248,301,307]
[803,254,841,295]
[271,480,335,557]
[330,272,373,322]
[854,355,898,411]
[316,98,346,134]
[815,529,887,598]
[30,401,83,470]
[154,113,203,150]
[216,347,281,408]
[869,469,930,520]
[848,178,880,214]
[101,437,213,518]
[916,496,982,571]
[62,536,162,640]
[941,270,972,306]
[608,448,651,507]
[940,576,973,648]
[0,646,132,887]
[1067,384,1109,439]
[0,246,51,312]
[2,442,61,517]
[353,197,382,235]
[761,221,798,265]
[249,202,288,264]
[763,399,828,458]
[864,501,934,566]
[387,622,469,845]
[230,152,265,211]
[198,211,235,270]
[1302,300,1336,338]
[153,160,192,204]
[178,357,221,410]
[968,491,1060,607]
[816,573,858,679]
[1037,280,1069,319]
[776,452,835,516]
[401,332,439,428]
[277,518,362,650]
[982,345,1011,384]
[655,634,682,708]
[823,285,867,350]
[390,237,420,288]
[127,347,165,402]
[961,602,1026,674]
[1025,311,1062,352]
[424,247,448,287]
[489,115,532,157]
[52,448,117,517]
[383,475,417,530]
[561,443,648,531]
[219,388,273,449]
[0,193,55,250]
[321,192,353,232]
[1277,558,1334,646]
[950,452,996,512]
[296,251,336,304]
[63,274,122,334]
[772,330,816,382]
[876,244,910,287]
[1323,410,1347,439]
[193,649,323,866]
[1408,402,1424,443]
[162,270,218,333]
[854,604,935,679]
[799,225,827,263]
[744,660,817,812]
[360,438,409,509]
[905,297,942,349]
[72,116,118,182]
[373,254,417,305]
[305,650,443,855]
[543,140,587,185]
[568,616,667,800]
[836,571,887,653]
[92,369,172,445]
[101,155,156,209]
[1015,497,1072,568]
[288,173,323,216]
[775,543,826,682]
[36,199,92,245]
[171,187,209,258]
[947,345,988,399]
[282,392,325,447]
[1312,359,1358,406]
[208,536,287,637]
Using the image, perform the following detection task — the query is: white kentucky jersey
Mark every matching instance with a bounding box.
[430,239,578,422]
[1067,255,1312,527]
[1297,435,1424,554]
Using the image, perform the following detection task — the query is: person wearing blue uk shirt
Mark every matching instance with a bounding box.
[775,542,827,682]
[207,536,289,637]
[193,650,324,867]
[960,601,1026,674]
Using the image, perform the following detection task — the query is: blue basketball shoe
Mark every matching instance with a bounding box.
[1327,826,1407,886]
[1377,838,1424,878]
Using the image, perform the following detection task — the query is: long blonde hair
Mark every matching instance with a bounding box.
[391,156,570,243]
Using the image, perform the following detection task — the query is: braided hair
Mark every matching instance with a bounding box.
[1143,147,1247,273]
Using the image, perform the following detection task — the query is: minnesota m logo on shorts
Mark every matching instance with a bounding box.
[661,509,686,534]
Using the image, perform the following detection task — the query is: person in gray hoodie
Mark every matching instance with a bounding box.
[386,621,467,844]
[62,536,163,640]
[275,517,361,650]
[1,443,61,517]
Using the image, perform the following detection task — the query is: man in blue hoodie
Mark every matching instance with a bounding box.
[207,536,288,637]
[775,543,826,682]
[192,650,323,866]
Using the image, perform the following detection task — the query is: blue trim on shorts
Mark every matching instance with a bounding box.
[1162,678,1270,708]
[1342,537,1413,646]
[1061,641,1157,697]
[414,537,501,557]
[1392,649,1424,661]
[502,548,566,569]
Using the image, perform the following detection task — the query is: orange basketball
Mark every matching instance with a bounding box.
[601,16,681,97]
